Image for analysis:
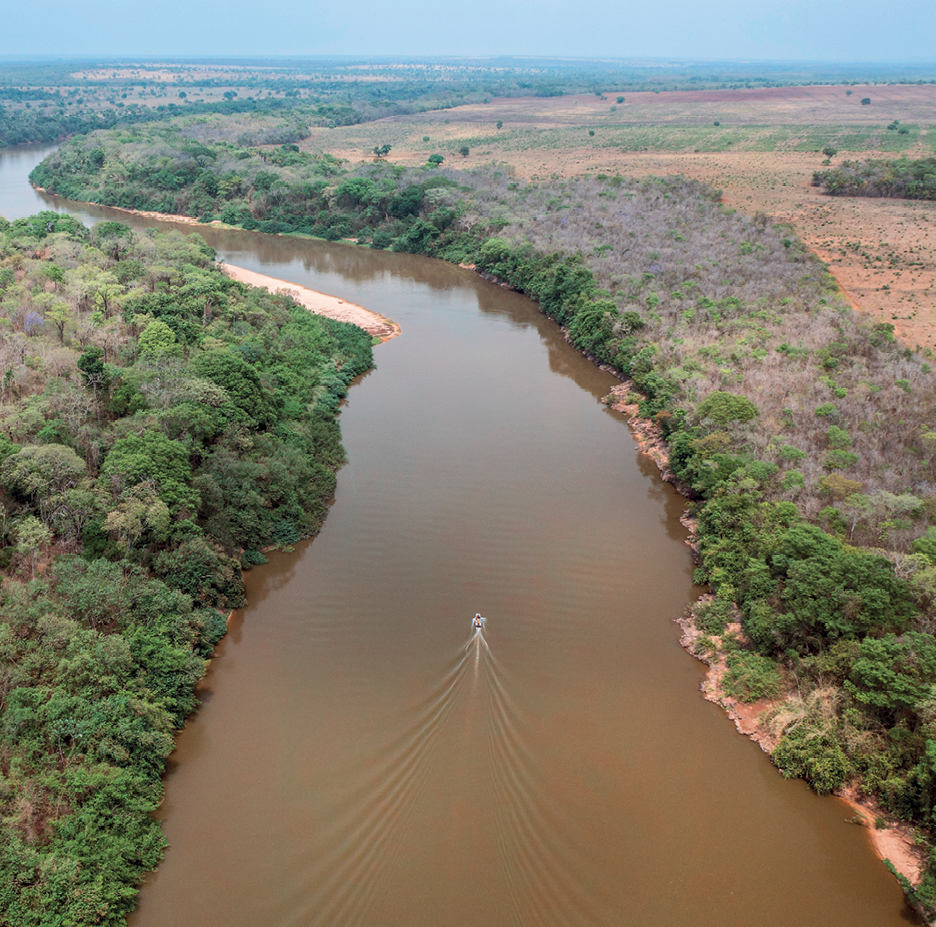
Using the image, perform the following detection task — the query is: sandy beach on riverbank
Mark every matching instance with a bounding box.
[221,264,401,342]
[29,188,402,343]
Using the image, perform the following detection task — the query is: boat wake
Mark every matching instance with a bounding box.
[293,619,601,927]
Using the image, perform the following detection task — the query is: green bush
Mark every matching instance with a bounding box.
[694,597,735,634]
[241,549,268,567]
[722,651,782,702]
[152,538,246,610]
[773,725,850,794]
[695,390,759,426]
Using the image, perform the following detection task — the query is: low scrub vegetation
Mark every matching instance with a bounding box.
[814,155,936,200]
[0,212,372,924]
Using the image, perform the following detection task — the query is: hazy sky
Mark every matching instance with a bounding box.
[4,0,935,63]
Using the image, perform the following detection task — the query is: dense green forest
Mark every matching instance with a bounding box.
[0,97,368,149]
[814,155,936,200]
[0,212,372,925]
[34,126,936,909]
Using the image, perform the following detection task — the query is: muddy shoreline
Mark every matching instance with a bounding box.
[602,381,929,909]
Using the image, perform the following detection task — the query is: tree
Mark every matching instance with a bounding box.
[45,263,65,288]
[427,154,444,167]
[194,350,277,428]
[819,473,862,504]
[93,282,124,318]
[33,293,72,343]
[458,145,470,158]
[153,536,246,609]
[104,482,170,554]
[45,300,71,344]
[138,319,182,359]
[861,98,871,105]
[335,177,376,208]
[847,633,936,715]
[100,431,195,513]
[695,390,759,427]
[48,486,99,548]
[496,121,503,129]
[372,144,391,158]
[2,444,88,502]
[822,146,838,159]
[13,515,51,578]
[92,221,132,261]
[388,185,424,219]
[77,345,110,393]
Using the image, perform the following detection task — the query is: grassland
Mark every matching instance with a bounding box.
[305,83,936,348]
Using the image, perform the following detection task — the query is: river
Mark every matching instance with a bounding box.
[0,144,917,926]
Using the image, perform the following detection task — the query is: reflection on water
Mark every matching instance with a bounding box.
[0,143,917,927]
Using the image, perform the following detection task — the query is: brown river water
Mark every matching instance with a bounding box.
[1,145,918,926]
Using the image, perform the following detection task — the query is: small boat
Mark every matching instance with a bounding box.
[473,613,485,629]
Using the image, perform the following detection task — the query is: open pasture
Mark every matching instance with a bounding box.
[307,83,936,346]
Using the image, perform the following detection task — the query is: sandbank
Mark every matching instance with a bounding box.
[221,264,400,342]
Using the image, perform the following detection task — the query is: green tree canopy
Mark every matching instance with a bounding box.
[100,432,195,514]
[695,390,759,426]
[2,444,87,501]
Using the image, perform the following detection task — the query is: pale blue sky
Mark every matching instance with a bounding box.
[3,0,935,63]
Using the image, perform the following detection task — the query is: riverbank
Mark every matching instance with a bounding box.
[474,259,932,906]
[32,186,402,342]
[31,186,207,228]
[603,380,930,909]
[31,162,930,914]
[221,264,401,342]
[0,212,378,925]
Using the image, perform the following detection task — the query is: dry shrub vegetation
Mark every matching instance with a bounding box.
[450,167,934,537]
[312,84,936,348]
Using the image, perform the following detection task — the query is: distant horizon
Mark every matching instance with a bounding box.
[1,54,936,69]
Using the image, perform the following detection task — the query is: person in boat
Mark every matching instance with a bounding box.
[474,613,483,629]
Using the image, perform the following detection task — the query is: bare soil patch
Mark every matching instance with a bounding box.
[311,86,936,348]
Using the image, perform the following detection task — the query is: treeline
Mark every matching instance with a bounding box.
[33,134,936,908]
[29,126,361,228]
[814,156,936,200]
[6,56,935,98]
[0,97,355,149]
[0,106,123,148]
[0,213,372,925]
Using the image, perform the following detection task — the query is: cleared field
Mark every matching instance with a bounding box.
[306,83,936,347]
